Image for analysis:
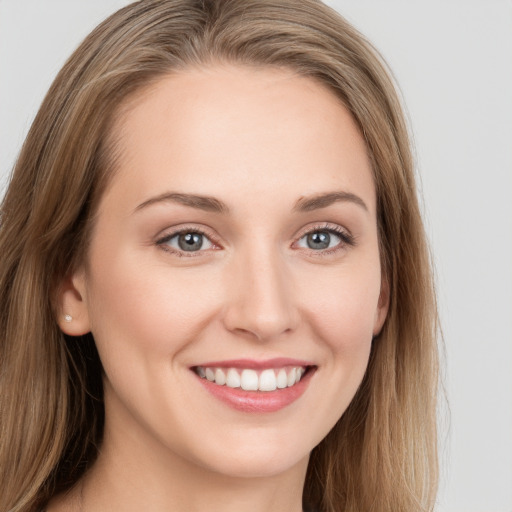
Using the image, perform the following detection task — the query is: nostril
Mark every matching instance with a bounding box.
[222,300,299,341]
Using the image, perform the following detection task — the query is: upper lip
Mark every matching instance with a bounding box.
[192,357,315,369]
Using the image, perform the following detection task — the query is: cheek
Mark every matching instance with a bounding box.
[287,259,381,440]
[85,250,222,362]
[296,260,382,355]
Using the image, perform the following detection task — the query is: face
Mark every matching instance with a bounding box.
[60,64,388,479]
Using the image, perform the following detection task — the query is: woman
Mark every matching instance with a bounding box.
[0,1,439,511]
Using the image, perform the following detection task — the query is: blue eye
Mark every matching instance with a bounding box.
[161,231,214,252]
[157,225,352,257]
[297,229,347,251]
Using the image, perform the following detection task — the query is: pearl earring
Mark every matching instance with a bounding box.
[64,314,72,323]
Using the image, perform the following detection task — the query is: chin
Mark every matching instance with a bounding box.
[184,434,312,479]
[203,452,309,479]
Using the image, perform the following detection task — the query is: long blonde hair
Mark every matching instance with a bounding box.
[0,1,439,511]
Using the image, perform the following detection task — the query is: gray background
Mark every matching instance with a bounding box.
[1,1,511,511]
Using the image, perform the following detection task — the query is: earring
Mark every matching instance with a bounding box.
[64,314,72,323]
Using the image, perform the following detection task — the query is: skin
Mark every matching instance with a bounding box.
[54,64,388,512]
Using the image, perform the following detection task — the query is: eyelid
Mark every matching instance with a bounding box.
[292,222,355,254]
[155,224,222,256]
[155,222,355,258]
[295,222,353,240]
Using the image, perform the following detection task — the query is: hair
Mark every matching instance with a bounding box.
[0,1,439,511]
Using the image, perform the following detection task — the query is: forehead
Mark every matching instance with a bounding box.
[103,64,375,215]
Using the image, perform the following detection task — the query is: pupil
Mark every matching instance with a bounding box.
[178,233,203,251]
[308,231,330,250]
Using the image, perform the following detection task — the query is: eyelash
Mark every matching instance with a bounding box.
[156,223,355,258]
[296,223,356,256]
[156,226,219,258]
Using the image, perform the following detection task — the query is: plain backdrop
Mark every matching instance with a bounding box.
[1,1,511,511]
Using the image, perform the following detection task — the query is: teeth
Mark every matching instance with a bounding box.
[259,369,277,391]
[226,368,241,388]
[196,365,307,391]
[240,369,259,391]
[276,368,288,389]
[287,367,296,387]
[214,368,226,386]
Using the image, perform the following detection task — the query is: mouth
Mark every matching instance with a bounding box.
[193,365,309,391]
[191,359,316,413]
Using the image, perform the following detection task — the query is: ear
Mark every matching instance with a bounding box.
[373,275,390,337]
[56,268,91,336]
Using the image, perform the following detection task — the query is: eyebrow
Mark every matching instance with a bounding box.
[134,190,368,215]
[293,191,368,212]
[134,192,229,214]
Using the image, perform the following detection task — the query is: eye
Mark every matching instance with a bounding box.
[158,230,215,253]
[296,226,354,252]
[297,230,340,250]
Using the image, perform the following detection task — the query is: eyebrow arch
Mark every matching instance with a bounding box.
[293,191,368,213]
[134,192,230,214]
[135,190,367,215]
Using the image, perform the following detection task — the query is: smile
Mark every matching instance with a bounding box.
[192,360,316,413]
[194,365,306,392]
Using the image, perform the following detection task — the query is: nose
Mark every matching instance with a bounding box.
[222,247,300,341]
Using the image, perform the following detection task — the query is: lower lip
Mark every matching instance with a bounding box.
[195,368,315,413]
